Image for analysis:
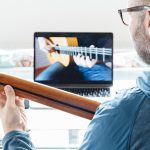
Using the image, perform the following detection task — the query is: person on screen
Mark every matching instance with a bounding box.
[35,36,112,82]
[1,0,150,149]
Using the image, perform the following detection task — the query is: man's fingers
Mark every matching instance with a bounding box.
[80,56,87,67]
[0,92,6,102]
[73,55,80,66]
[1,91,5,96]
[44,45,53,51]
[89,45,95,48]
[15,97,25,108]
[86,57,97,68]
[4,85,16,107]
[0,93,5,108]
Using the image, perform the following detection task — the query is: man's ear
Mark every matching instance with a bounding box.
[145,9,150,35]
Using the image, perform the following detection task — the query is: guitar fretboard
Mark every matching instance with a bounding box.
[55,45,112,62]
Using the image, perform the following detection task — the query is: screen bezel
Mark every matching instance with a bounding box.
[34,32,113,88]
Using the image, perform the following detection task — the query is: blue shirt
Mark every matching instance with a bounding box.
[79,71,150,150]
[2,72,150,150]
[2,131,35,150]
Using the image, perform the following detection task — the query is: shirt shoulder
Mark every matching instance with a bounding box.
[79,87,146,150]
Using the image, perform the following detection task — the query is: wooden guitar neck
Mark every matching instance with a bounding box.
[0,73,100,120]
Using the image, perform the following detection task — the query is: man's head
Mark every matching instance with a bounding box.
[128,0,150,64]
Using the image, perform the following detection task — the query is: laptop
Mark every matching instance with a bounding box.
[34,32,113,97]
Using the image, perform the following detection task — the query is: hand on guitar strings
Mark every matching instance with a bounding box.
[73,45,97,68]
[38,37,54,53]
[0,85,27,134]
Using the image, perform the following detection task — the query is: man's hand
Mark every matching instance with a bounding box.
[73,54,97,68]
[0,85,27,134]
[38,37,54,53]
[73,45,97,68]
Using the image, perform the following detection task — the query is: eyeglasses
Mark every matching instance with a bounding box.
[118,5,150,26]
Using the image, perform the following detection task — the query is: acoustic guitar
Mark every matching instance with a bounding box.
[0,73,100,120]
[46,37,112,67]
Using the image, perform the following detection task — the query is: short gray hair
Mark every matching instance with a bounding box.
[130,0,150,6]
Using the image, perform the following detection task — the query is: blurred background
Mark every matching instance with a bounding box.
[0,0,132,49]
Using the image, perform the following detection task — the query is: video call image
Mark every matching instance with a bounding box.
[35,34,113,84]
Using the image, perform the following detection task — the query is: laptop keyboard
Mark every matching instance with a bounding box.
[61,88,111,97]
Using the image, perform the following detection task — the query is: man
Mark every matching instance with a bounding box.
[0,0,150,149]
[79,1,150,149]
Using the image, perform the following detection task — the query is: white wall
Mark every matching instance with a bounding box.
[0,0,134,50]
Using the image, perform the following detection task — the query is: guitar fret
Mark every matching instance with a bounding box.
[102,47,105,62]
[96,47,98,61]
[85,47,87,57]
[90,47,92,59]
[81,47,83,56]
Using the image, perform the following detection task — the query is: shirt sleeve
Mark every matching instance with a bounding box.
[2,130,35,150]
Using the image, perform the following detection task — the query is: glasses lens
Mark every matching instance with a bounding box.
[122,12,131,25]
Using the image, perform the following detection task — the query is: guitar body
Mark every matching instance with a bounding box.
[47,37,78,67]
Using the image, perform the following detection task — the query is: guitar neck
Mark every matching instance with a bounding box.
[0,73,100,120]
[55,46,112,61]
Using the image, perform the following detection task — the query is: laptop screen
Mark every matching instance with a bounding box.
[34,32,113,87]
